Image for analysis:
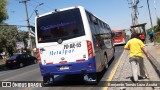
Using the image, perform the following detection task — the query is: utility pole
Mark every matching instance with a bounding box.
[128,0,140,26]
[19,0,33,54]
[147,0,156,45]
[147,0,154,29]
[128,0,143,33]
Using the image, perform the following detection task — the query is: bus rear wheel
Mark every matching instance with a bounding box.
[83,73,98,84]
[43,75,54,86]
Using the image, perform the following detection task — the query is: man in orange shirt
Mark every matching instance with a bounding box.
[124,33,150,82]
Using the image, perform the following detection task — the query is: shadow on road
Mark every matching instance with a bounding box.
[46,69,107,87]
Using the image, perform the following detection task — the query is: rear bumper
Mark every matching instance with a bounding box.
[114,39,126,45]
[39,57,96,76]
[114,42,125,45]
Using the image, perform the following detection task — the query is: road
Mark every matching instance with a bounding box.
[0,45,124,90]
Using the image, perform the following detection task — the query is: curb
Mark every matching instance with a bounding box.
[148,53,160,78]
[0,63,5,71]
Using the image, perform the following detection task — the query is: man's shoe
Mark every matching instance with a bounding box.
[142,75,149,79]
[133,80,138,83]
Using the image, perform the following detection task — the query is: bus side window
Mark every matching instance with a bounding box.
[91,16,98,25]
[86,12,98,49]
[104,25,112,48]
[86,13,97,35]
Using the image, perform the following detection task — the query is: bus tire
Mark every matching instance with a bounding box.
[83,73,98,85]
[43,76,54,86]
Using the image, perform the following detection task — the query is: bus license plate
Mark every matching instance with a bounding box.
[60,66,69,70]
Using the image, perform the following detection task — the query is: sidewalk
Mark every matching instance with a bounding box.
[108,43,160,90]
[0,59,6,70]
[146,42,160,78]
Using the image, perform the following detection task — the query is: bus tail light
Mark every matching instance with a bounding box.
[87,40,93,58]
[36,48,41,63]
[46,62,53,65]
[88,63,92,67]
[76,59,85,62]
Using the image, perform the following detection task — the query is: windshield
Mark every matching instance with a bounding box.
[37,8,85,43]
[115,32,122,37]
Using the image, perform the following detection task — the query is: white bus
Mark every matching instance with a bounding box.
[35,6,115,84]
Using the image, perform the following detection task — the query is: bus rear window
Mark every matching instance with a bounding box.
[36,8,85,43]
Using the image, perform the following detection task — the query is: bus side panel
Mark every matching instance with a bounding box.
[39,57,96,76]
[79,7,102,72]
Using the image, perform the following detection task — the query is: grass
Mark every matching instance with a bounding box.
[155,32,160,43]
[0,58,7,65]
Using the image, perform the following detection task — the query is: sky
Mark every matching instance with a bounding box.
[5,0,160,31]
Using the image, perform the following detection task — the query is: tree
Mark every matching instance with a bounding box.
[0,0,8,23]
[154,18,160,32]
[0,24,30,56]
[0,24,18,56]
[157,18,160,26]
[17,30,28,48]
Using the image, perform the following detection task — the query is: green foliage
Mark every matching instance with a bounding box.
[17,30,28,48]
[0,24,18,56]
[0,0,8,23]
[153,18,160,33]
[0,24,28,56]
[146,28,152,34]
[157,18,160,26]
[154,25,160,32]
[146,23,160,33]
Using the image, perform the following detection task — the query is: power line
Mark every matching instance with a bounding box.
[27,2,49,15]
[28,3,44,20]
[6,20,26,24]
[0,24,32,27]
[27,1,52,12]
[31,0,54,10]
[0,24,34,30]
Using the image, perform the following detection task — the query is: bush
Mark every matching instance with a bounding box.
[155,32,160,43]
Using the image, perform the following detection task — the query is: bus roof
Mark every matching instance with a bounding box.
[36,6,84,19]
[35,6,109,26]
